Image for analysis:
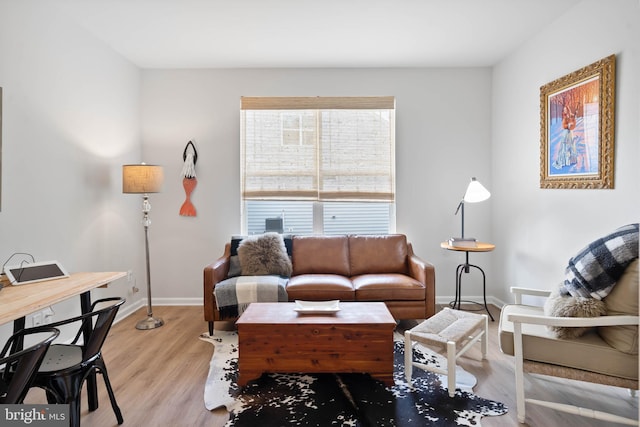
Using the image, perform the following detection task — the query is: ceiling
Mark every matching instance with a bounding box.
[55,0,582,69]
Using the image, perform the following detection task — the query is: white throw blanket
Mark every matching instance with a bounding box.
[214,275,288,319]
[560,223,638,299]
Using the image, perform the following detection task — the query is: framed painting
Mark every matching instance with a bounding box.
[540,55,615,189]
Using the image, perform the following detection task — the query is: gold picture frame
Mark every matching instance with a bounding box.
[540,55,615,189]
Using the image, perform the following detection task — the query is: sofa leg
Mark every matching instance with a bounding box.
[208,321,214,336]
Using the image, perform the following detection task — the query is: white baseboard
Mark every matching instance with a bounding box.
[116,296,508,324]
[153,297,204,306]
[112,300,143,325]
[113,297,204,324]
[436,295,508,309]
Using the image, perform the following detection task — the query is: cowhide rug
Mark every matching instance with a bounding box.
[200,331,507,426]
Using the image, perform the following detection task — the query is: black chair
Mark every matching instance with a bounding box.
[0,327,59,404]
[29,297,125,427]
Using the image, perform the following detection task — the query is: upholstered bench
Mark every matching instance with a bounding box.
[404,307,488,397]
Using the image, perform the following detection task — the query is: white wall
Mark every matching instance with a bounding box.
[491,0,640,303]
[5,1,634,339]
[140,68,493,304]
[0,1,143,340]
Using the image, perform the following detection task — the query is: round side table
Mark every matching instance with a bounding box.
[440,241,495,321]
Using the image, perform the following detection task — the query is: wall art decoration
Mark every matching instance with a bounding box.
[540,55,615,189]
[180,140,198,216]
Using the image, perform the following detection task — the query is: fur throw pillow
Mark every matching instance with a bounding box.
[544,284,606,339]
[238,233,292,277]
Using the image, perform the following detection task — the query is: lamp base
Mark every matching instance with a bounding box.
[448,237,478,248]
[449,237,477,242]
[136,316,164,330]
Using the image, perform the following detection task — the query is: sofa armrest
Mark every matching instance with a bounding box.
[203,243,231,322]
[507,311,639,328]
[407,243,436,318]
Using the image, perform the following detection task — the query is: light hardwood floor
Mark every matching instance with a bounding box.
[24,304,638,427]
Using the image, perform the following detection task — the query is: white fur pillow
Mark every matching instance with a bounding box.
[238,233,292,277]
[544,285,606,339]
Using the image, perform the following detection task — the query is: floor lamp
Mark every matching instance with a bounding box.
[452,177,491,241]
[123,164,165,330]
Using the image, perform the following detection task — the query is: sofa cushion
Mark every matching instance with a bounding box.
[227,236,245,277]
[286,274,355,301]
[499,304,638,381]
[598,259,639,354]
[292,235,350,276]
[353,274,425,301]
[238,233,292,277]
[348,234,408,276]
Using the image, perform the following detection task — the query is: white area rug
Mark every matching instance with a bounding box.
[199,330,478,411]
[200,331,240,411]
[199,330,507,426]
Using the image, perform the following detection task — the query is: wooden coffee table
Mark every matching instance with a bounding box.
[236,302,396,386]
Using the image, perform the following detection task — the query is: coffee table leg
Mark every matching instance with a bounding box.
[371,372,395,387]
[237,371,262,387]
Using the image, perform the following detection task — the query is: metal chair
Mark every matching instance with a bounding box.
[29,297,125,427]
[0,327,59,404]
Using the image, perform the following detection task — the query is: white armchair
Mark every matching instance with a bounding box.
[499,283,639,425]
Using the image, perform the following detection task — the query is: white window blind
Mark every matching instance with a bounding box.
[241,96,395,202]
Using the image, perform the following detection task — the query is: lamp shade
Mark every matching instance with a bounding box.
[463,177,490,203]
[122,164,164,194]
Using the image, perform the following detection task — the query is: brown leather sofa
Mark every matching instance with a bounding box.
[204,234,436,335]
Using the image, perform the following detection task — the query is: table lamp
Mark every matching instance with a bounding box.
[451,177,490,242]
[123,163,164,330]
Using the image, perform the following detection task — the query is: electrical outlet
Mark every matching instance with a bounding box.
[129,272,139,294]
[43,307,54,324]
[32,312,44,327]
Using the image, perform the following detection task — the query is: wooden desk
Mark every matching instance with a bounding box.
[440,241,495,321]
[0,271,126,411]
[0,271,126,325]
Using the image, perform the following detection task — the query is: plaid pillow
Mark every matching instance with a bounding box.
[561,223,639,299]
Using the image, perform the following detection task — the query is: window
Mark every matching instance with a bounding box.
[241,96,395,235]
[282,112,315,146]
